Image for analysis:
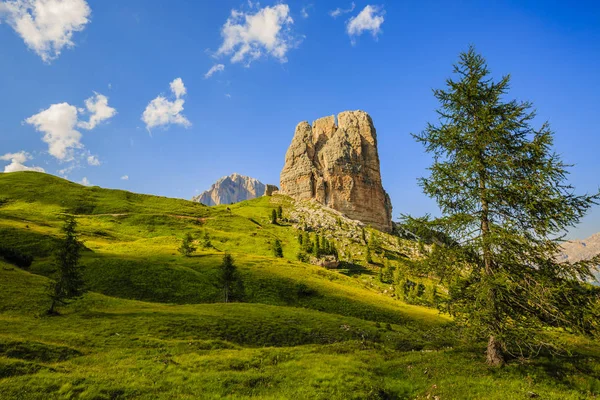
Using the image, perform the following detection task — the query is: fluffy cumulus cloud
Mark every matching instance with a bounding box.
[25,93,115,162]
[142,78,191,131]
[169,78,186,98]
[77,93,117,130]
[120,175,128,180]
[346,5,385,42]
[80,176,90,186]
[0,151,45,173]
[216,4,297,65]
[329,2,355,18]
[204,64,225,79]
[25,102,81,161]
[0,0,91,62]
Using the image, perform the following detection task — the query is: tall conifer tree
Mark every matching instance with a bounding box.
[412,47,600,365]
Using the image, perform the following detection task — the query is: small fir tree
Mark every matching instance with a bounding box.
[48,215,86,315]
[365,246,372,264]
[271,209,278,224]
[277,205,283,219]
[216,253,243,303]
[303,232,312,253]
[178,233,196,257]
[201,231,212,249]
[273,239,284,258]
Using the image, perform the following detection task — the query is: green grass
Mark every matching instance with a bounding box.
[1,171,600,399]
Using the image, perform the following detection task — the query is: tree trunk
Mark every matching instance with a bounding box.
[486,335,504,366]
[480,173,504,367]
[479,173,492,274]
[47,299,57,315]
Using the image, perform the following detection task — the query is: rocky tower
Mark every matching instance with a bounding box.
[280,110,393,232]
[193,173,266,206]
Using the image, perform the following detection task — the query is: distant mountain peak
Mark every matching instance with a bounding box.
[561,232,600,264]
[192,173,268,206]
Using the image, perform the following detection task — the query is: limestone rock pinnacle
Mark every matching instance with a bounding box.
[280,110,392,232]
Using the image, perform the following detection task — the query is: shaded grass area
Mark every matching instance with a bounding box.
[1,266,600,399]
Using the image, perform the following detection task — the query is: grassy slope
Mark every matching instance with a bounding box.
[1,172,599,399]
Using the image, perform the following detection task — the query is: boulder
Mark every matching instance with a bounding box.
[263,184,279,196]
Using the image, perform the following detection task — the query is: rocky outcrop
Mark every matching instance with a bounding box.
[280,110,392,232]
[263,184,279,196]
[193,173,266,206]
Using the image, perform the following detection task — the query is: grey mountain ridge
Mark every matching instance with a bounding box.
[561,232,600,264]
[192,173,267,206]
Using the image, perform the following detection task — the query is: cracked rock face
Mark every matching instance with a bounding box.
[280,110,392,232]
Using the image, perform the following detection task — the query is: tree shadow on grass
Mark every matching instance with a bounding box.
[337,262,376,277]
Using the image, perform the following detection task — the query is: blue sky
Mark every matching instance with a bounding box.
[0,0,599,239]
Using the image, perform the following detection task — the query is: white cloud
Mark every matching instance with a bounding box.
[346,5,384,42]
[142,78,190,131]
[80,176,90,186]
[0,0,91,62]
[329,2,355,18]
[301,4,313,19]
[0,151,45,173]
[58,164,76,177]
[87,154,100,166]
[24,92,115,161]
[216,4,297,65]
[77,93,117,130]
[120,175,128,180]
[204,64,225,79]
[170,77,187,98]
[25,102,81,161]
[225,93,231,98]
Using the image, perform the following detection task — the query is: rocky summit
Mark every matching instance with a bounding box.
[280,110,393,232]
[192,173,267,206]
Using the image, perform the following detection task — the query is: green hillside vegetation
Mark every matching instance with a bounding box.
[1,171,600,399]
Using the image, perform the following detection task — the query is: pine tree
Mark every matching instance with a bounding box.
[411,46,600,365]
[216,253,243,303]
[48,215,86,315]
[298,233,303,245]
[303,232,312,253]
[314,235,320,256]
[271,209,278,224]
[365,246,372,264]
[277,205,283,219]
[273,239,283,258]
[178,232,196,257]
[201,231,212,249]
[368,232,382,255]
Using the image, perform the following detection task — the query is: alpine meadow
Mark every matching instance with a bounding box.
[1,1,600,399]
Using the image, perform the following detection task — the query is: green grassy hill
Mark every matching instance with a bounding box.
[1,172,599,399]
